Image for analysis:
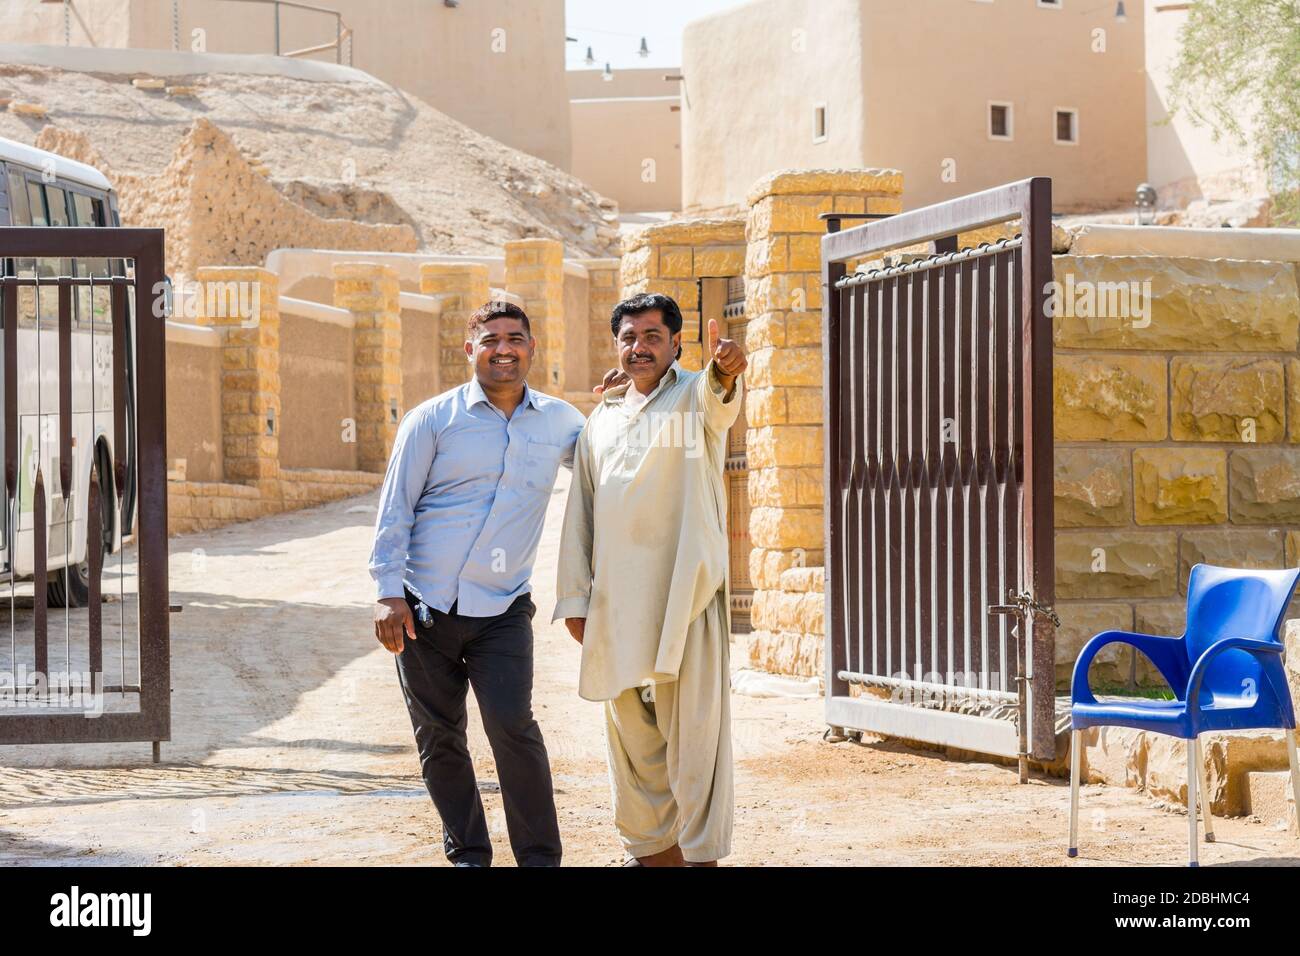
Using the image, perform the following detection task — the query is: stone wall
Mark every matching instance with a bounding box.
[505,239,566,392]
[1052,251,1300,689]
[334,264,402,475]
[166,263,395,536]
[278,308,356,472]
[740,170,903,677]
[419,263,489,391]
[577,257,621,396]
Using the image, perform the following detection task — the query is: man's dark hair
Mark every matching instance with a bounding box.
[467,300,531,339]
[609,293,683,339]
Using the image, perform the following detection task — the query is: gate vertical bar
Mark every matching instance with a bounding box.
[58,281,72,665]
[822,221,850,718]
[3,281,15,675]
[88,466,102,679]
[132,238,171,751]
[1022,178,1056,760]
[849,284,865,681]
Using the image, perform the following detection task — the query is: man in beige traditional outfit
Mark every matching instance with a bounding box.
[555,292,747,867]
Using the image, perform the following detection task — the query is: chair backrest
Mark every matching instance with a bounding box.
[1183,564,1300,700]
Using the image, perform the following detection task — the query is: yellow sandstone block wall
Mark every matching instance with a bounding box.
[742,169,903,678]
[197,265,281,486]
[167,262,396,536]
[578,257,622,386]
[333,263,403,475]
[1052,253,1300,689]
[505,239,566,392]
[420,262,491,390]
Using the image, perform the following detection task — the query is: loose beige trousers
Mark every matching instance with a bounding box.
[603,591,733,863]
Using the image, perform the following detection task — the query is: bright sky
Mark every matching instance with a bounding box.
[564,0,748,71]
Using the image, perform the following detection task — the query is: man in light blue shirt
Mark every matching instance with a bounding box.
[370,300,584,867]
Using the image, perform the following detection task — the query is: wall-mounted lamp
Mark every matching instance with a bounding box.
[1135,182,1157,225]
[1115,1,1127,22]
[584,46,596,67]
[638,37,650,58]
[602,62,614,82]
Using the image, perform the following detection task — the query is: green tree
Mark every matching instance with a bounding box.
[1168,0,1300,223]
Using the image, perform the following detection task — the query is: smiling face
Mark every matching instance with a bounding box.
[466,316,534,388]
[615,309,680,392]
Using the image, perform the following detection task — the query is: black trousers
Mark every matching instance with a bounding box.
[395,591,562,866]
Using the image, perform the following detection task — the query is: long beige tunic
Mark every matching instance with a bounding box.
[553,359,742,701]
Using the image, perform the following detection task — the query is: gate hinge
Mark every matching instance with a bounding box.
[988,589,1061,628]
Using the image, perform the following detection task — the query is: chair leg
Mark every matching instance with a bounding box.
[1186,737,1199,868]
[1068,728,1081,858]
[1196,735,1215,843]
[1287,730,1300,838]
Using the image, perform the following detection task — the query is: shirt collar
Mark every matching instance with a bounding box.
[466,378,539,413]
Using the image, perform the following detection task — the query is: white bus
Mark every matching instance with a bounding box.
[0,137,135,608]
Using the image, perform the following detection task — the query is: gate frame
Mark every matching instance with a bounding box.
[0,226,170,750]
[820,178,1056,764]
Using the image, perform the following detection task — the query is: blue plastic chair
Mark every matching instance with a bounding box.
[1068,564,1300,866]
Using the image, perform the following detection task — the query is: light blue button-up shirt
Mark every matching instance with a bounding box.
[369,378,586,617]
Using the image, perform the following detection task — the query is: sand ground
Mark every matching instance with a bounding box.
[1,472,1297,867]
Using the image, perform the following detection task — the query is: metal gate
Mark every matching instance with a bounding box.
[820,179,1056,771]
[0,227,170,755]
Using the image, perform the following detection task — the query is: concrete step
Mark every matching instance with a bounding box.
[1245,770,1297,834]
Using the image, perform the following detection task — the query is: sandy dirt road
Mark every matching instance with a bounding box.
[1,473,1297,867]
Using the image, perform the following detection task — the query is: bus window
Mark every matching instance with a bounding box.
[26,180,47,226]
[70,192,111,324]
[72,192,96,226]
[7,170,31,225]
[45,185,70,227]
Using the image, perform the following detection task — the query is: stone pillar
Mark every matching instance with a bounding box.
[577,257,622,388]
[420,262,490,390]
[197,266,281,484]
[333,263,402,474]
[742,169,903,653]
[505,238,565,392]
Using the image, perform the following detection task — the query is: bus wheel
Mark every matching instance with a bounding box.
[47,559,95,608]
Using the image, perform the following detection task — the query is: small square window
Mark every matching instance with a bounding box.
[988,102,1013,140]
[813,104,827,144]
[1055,108,1078,145]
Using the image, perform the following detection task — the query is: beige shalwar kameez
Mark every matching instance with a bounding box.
[554,359,741,862]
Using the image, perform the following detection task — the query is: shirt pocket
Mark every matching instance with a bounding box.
[520,437,565,493]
